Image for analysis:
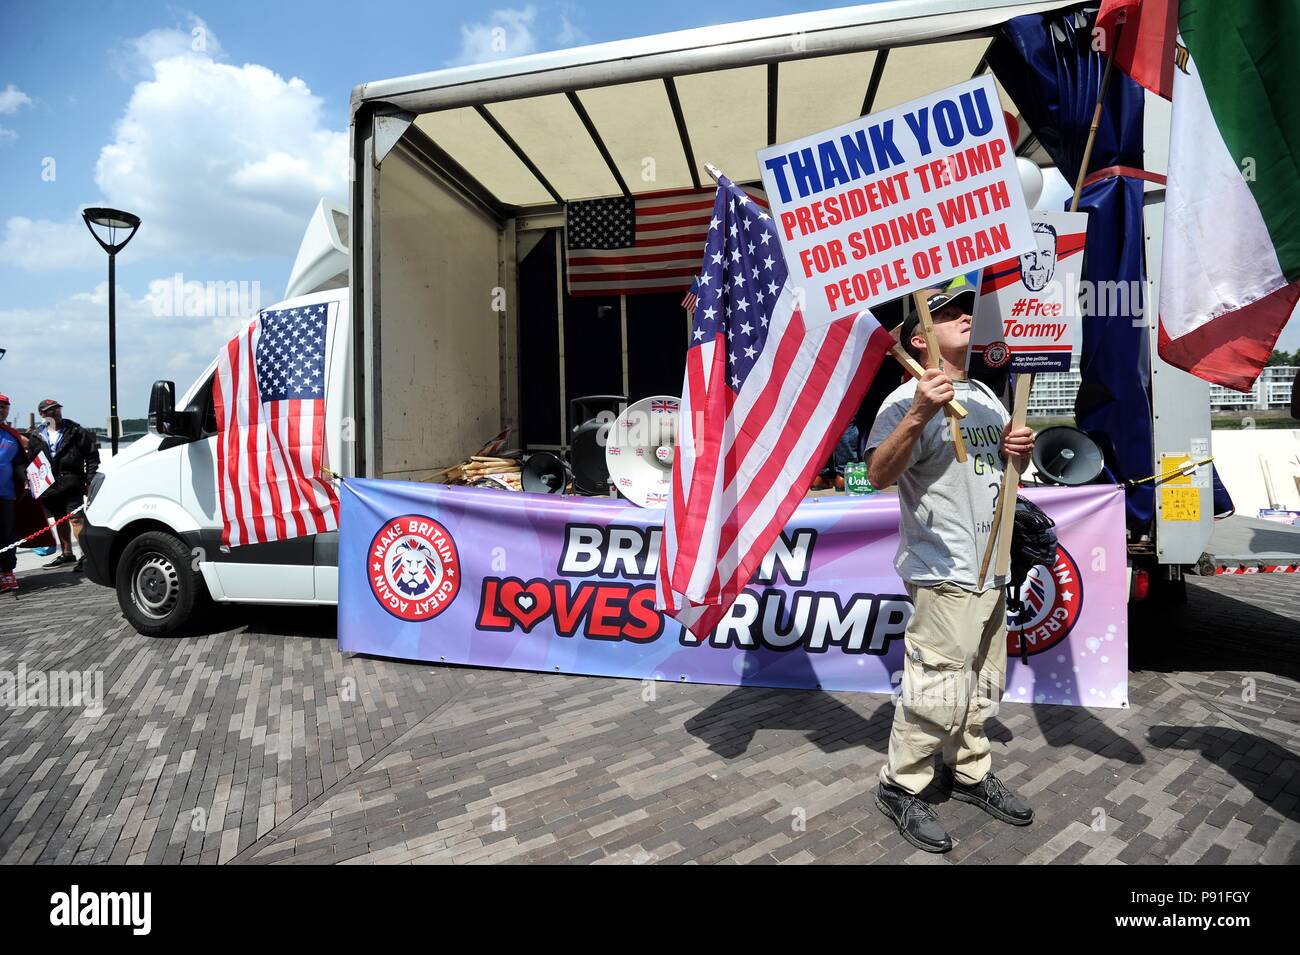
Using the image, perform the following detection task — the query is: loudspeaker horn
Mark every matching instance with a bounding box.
[1031,426,1105,486]
[521,451,568,494]
[606,395,679,507]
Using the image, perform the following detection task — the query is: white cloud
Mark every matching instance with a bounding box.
[2,21,346,271]
[0,83,33,114]
[0,216,98,270]
[94,54,347,259]
[116,15,225,78]
[0,83,33,141]
[0,280,253,423]
[451,7,539,65]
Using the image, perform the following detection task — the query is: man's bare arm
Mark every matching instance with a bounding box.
[867,414,927,489]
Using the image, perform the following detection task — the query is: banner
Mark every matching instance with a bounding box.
[969,210,1089,373]
[756,74,1035,329]
[339,481,1129,708]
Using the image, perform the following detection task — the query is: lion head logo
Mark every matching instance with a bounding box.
[390,538,438,598]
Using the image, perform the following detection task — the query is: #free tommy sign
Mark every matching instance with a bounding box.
[968,209,1089,374]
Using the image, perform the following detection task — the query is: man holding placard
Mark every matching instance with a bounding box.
[756,74,1042,852]
[865,283,1036,854]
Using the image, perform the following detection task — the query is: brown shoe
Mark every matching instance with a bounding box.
[834,475,845,491]
[810,475,833,490]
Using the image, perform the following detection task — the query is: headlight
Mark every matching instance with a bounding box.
[86,472,106,507]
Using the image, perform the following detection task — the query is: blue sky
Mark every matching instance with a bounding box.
[1,1,1296,423]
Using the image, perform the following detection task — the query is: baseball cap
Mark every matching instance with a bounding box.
[899,285,976,349]
[0,393,10,404]
[37,399,62,415]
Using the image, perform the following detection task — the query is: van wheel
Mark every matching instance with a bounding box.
[116,531,207,637]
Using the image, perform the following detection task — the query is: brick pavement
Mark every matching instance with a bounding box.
[0,567,1296,864]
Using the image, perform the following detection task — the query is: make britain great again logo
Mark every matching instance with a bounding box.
[368,516,461,621]
[1007,545,1083,656]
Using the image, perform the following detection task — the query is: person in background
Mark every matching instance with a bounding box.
[0,393,27,592]
[811,423,861,491]
[25,399,99,571]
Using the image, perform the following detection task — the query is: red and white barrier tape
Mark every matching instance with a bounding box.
[1215,564,1299,575]
[0,504,85,555]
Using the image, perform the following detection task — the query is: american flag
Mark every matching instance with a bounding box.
[655,175,895,639]
[213,304,340,547]
[565,187,765,297]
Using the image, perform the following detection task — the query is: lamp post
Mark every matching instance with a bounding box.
[81,207,140,456]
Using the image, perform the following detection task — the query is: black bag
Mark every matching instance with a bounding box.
[1006,497,1059,664]
[1009,496,1057,589]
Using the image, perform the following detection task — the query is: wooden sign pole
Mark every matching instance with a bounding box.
[978,372,1032,585]
[912,290,967,462]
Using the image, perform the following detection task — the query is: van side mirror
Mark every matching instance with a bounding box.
[149,380,176,434]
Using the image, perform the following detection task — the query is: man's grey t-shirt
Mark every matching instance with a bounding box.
[865,377,1010,592]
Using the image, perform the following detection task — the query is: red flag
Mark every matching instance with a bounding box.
[1097,0,1178,99]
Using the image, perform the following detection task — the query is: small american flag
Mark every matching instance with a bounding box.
[214,304,340,547]
[565,187,765,298]
[655,175,894,639]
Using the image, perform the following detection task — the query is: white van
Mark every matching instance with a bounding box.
[79,201,352,635]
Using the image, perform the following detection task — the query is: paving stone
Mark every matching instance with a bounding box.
[0,565,1296,864]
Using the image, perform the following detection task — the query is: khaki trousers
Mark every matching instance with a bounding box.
[879,581,1008,795]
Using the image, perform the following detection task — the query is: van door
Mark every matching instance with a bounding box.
[179,371,316,602]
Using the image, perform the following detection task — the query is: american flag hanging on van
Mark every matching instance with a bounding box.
[565,186,767,298]
[213,304,340,547]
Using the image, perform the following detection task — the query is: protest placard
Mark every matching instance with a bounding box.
[757,75,1036,329]
[26,452,54,499]
[968,210,1088,374]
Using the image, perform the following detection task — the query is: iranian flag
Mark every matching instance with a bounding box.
[1157,0,1300,392]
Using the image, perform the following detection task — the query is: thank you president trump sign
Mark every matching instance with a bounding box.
[757,75,1035,329]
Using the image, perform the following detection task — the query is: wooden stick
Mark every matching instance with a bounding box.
[978,372,1033,586]
[1071,30,1121,211]
[888,344,968,418]
[913,290,967,462]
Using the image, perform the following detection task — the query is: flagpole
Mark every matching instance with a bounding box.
[701,162,968,421]
[978,18,1124,587]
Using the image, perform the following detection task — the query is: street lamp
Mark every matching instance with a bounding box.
[82,207,140,455]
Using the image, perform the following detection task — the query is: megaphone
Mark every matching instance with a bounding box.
[606,395,679,507]
[1031,426,1105,486]
[521,451,568,494]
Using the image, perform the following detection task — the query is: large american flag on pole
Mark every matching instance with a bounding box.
[214,304,340,547]
[655,174,895,639]
[565,186,766,297]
